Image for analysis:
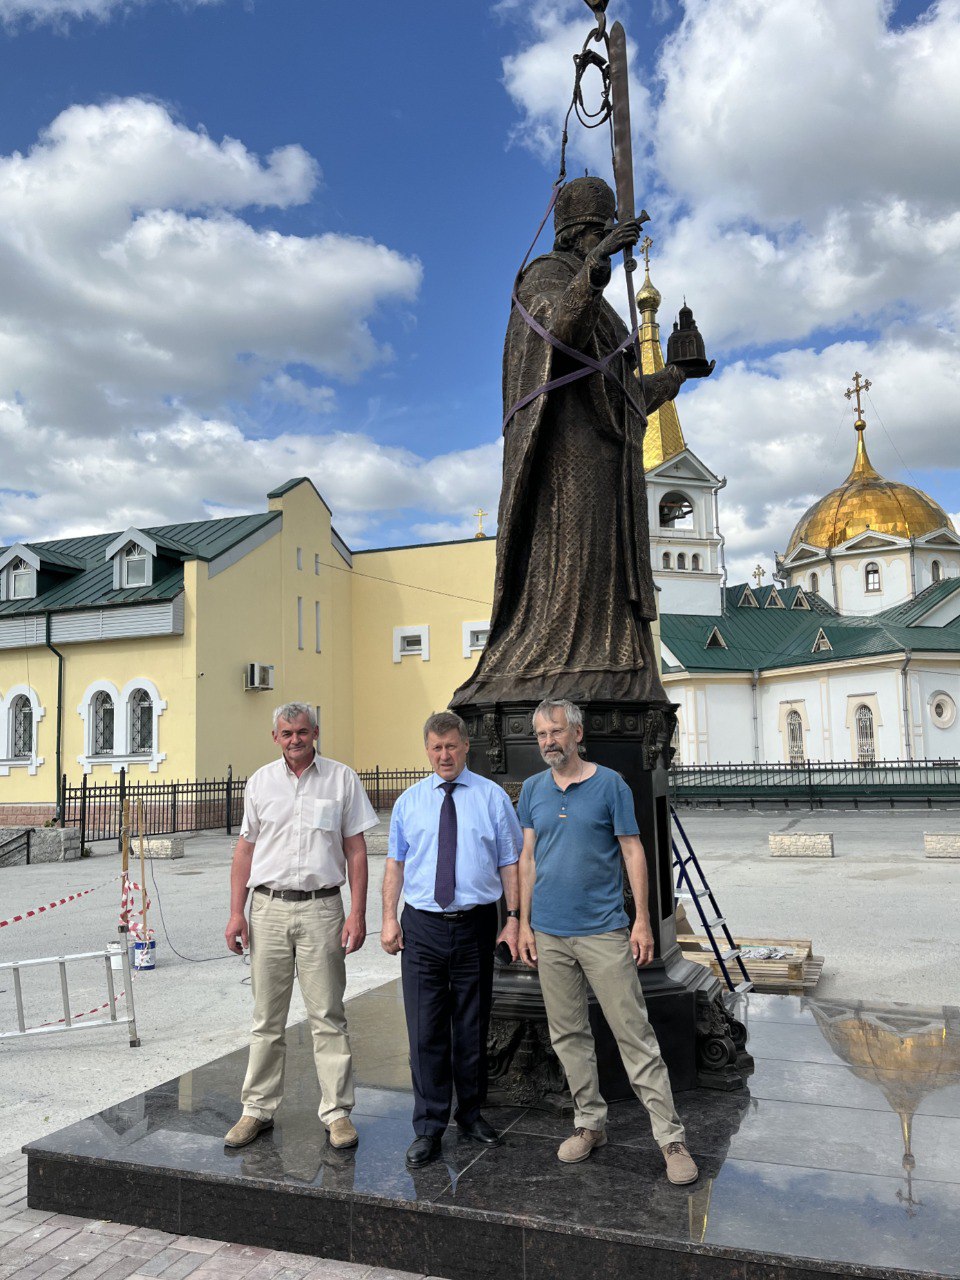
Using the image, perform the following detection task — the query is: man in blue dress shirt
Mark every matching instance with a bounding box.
[382,711,522,1168]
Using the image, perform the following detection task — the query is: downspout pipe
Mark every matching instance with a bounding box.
[751,668,761,763]
[900,649,913,761]
[44,614,64,821]
[826,548,839,612]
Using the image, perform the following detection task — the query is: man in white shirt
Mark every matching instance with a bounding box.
[223,702,378,1150]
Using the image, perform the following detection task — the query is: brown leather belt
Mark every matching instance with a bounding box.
[254,885,339,902]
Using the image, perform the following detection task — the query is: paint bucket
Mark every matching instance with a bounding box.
[132,936,156,971]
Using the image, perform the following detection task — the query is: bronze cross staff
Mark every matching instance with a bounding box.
[608,18,649,417]
[844,370,872,416]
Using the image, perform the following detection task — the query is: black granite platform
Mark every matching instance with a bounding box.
[25,981,960,1280]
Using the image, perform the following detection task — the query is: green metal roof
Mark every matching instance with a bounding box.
[0,511,278,616]
[662,581,960,674]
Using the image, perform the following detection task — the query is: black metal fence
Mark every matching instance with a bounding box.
[669,758,960,808]
[356,767,430,810]
[61,768,247,847]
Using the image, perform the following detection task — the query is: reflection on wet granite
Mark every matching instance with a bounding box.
[26,980,960,1280]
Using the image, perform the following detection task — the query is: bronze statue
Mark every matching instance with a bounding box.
[452,176,687,709]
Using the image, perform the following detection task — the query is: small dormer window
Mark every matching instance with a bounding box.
[123,544,149,587]
[11,558,33,599]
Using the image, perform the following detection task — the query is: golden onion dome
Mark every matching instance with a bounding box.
[636,266,662,316]
[786,417,953,555]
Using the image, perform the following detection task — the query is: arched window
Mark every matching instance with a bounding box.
[786,710,804,765]
[677,553,687,570]
[129,689,153,754]
[932,560,942,583]
[658,492,694,529]
[122,543,149,588]
[691,553,702,571]
[864,561,881,593]
[855,704,876,764]
[93,691,115,755]
[11,695,32,758]
[809,571,819,593]
[662,552,672,569]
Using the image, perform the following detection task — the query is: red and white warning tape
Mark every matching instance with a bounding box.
[0,882,108,929]
[41,987,129,1028]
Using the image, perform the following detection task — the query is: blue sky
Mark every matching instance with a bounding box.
[0,0,958,584]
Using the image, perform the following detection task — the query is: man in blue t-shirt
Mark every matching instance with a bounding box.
[517,698,698,1186]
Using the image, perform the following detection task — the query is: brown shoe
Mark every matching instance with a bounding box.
[662,1141,699,1185]
[224,1115,273,1148]
[557,1127,607,1164]
[327,1117,358,1149]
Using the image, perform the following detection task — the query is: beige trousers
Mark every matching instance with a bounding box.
[241,892,354,1126]
[535,928,685,1147]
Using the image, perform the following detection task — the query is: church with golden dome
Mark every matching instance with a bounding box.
[658,361,960,766]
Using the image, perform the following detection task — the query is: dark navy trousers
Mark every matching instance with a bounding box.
[400,902,498,1136]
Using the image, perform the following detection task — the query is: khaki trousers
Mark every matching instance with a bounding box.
[241,892,354,1126]
[535,928,685,1147]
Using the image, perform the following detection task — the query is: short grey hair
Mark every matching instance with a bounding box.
[423,711,469,743]
[532,698,583,730]
[273,701,318,733]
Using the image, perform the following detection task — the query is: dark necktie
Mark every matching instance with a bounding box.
[434,781,458,909]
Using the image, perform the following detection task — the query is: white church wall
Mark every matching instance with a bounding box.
[838,554,910,615]
[826,667,901,760]
[758,675,825,762]
[656,571,724,616]
[915,667,960,759]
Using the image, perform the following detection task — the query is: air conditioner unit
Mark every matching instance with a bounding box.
[244,663,275,692]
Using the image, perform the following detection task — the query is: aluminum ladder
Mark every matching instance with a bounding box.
[671,806,753,994]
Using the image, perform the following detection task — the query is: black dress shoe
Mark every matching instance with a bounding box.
[406,1134,443,1167]
[456,1115,501,1145]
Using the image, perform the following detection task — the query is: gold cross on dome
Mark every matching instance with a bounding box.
[640,235,653,271]
[844,371,872,417]
[752,564,765,587]
[474,508,488,539]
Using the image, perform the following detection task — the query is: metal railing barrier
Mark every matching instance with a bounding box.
[0,829,31,868]
[0,925,141,1047]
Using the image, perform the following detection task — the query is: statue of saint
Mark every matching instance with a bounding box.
[452,176,687,709]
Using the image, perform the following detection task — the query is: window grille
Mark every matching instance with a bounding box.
[809,572,819,593]
[130,689,153,754]
[855,704,876,763]
[662,552,671,569]
[93,691,115,755]
[677,553,687,570]
[11,696,32,757]
[786,710,804,764]
[932,560,942,583]
[864,562,881,593]
[691,554,701,571]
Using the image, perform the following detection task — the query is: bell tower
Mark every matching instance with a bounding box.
[638,240,725,616]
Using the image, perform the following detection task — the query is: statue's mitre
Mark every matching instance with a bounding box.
[554,177,617,235]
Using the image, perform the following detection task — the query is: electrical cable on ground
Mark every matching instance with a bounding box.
[148,855,247,968]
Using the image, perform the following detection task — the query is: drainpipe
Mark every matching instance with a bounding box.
[713,476,728,597]
[908,539,917,598]
[900,649,913,760]
[44,614,64,820]
[826,548,839,612]
[751,668,761,763]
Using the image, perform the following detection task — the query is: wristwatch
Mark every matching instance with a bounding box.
[506,909,520,919]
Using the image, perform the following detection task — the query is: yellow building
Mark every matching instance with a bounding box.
[0,478,500,823]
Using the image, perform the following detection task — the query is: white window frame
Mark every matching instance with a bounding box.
[122,544,149,587]
[928,690,957,730]
[462,620,491,659]
[77,678,167,773]
[0,684,45,776]
[393,625,430,663]
[105,529,157,590]
[0,545,39,602]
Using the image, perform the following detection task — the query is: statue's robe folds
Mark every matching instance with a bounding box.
[452,249,682,708]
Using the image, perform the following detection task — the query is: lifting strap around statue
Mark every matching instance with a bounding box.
[502,183,646,433]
